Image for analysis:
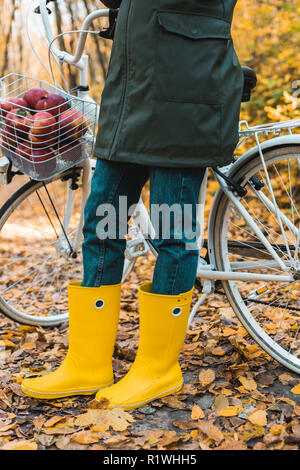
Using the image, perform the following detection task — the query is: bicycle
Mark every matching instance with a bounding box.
[0,0,300,375]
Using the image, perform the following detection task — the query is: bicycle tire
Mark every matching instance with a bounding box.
[212,144,300,373]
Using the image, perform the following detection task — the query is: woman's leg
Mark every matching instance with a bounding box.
[150,166,206,295]
[82,158,149,287]
[95,166,206,410]
[21,158,149,400]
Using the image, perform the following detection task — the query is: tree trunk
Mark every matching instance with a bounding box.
[1,0,17,76]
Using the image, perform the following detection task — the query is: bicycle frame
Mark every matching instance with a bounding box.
[38,0,298,286]
[39,1,109,90]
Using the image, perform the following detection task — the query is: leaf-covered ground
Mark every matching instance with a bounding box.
[0,252,299,451]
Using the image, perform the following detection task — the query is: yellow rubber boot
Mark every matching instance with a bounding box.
[95,282,193,410]
[21,281,121,399]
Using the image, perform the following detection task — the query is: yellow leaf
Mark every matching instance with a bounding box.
[235,385,249,394]
[238,376,257,391]
[270,424,284,436]
[238,422,265,442]
[236,326,248,338]
[198,369,215,387]
[219,405,244,417]
[191,404,204,420]
[248,409,267,427]
[44,416,67,428]
[2,439,37,450]
[21,342,36,350]
[212,347,227,356]
[215,440,247,451]
[3,339,16,348]
[75,408,135,432]
[221,388,233,396]
[291,383,300,394]
[278,373,295,385]
[222,327,237,337]
[71,431,99,445]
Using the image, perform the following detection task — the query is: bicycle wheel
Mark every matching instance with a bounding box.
[0,168,136,326]
[212,144,300,373]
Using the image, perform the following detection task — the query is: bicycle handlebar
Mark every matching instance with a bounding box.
[39,0,109,68]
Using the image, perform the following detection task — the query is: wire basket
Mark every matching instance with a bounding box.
[0,73,97,181]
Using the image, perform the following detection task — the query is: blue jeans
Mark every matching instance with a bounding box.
[82,159,205,295]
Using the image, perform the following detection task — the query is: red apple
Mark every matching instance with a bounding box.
[30,148,56,178]
[23,88,48,110]
[60,139,82,162]
[57,109,88,141]
[16,144,32,160]
[1,125,19,149]
[0,97,28,118]
[17,145,56,178]
[6,108,32,136]
[31,111,57,137]
[28,130,58,148]
[35,93,69,118]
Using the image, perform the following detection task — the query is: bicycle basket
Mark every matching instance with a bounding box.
[0,74,97,181]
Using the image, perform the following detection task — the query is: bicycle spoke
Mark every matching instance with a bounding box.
[0,173,84,323]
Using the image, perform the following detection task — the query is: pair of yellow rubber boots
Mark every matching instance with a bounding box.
[21,282,193,410]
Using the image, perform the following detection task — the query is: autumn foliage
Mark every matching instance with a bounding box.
[0,0,299,452]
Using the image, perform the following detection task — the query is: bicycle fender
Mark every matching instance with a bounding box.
[231,134,300,176]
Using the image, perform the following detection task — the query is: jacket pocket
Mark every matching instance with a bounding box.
[154,11,232,104]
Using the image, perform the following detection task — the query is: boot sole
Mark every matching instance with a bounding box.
[96,382,183,411]
[21,382,113,400]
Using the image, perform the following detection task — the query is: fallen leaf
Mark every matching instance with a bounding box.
[219,405,244,417]
[21,342,36,350]
[248,409,267,427]
[159,396,186,409]
[222,327,237,337]
[212,347,227,356]
[75,408,134,432]
[215,440,247,450]
[173,420,198,431]
[238,376,257,391]
[238,422,265,441]
[191,404,204,420]
[212,394,229,412]
[2,439,37,450]
[221,388,233,396]
[2,339,16,348]
[278,373,295,385]
[35,434,55,447]
[44,416,67,428]
[198,421,224,443]
[104,435,131,448]
[270,424,284,436]
[199,369,215,387]
[71,431,100,445]
[290,383,300,395]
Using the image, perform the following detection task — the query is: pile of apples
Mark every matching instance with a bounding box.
[0,87,88,176]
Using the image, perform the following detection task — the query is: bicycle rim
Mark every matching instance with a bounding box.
[213,145,300,374]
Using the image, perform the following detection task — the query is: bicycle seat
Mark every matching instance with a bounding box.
[241,66,257,102]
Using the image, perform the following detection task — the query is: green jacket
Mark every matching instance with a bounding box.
[96,0,243,168]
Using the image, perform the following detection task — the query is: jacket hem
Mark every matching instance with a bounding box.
[94,147,235,169]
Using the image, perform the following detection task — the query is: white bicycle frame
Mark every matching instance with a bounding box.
[38,0,300,296]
